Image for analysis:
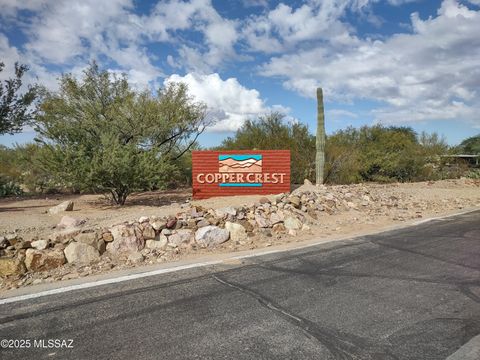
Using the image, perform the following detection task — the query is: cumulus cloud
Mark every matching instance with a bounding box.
[1,0,479,132]
[164,73,267,132]
[0,0,238,89]
[260,0,480,127]
[242,0,362,53]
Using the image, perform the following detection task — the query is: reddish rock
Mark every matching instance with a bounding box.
[166,218,177,229]
[25,249,65,272]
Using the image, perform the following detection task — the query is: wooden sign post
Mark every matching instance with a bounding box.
[192,150,291,199]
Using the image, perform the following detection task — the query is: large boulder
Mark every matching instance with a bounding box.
[142,224,156,240]
[225,222,247,242]
[284,217,302,230]
[195,226,230,248]
[48,200,74,214]
[255,214,270,228]
[168,229,193,247]
[75,232,105,253]
[49,228,82,244]
[0,258,26,276]
[145,237,168,250]
[74,232,97,247]
[64,242,100,264]
[25,248,65,272]
[57,215,84,229]
[269,212,284,225]
[107,224,145,254]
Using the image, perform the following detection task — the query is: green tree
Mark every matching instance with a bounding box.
[34,63,208,204]
[0,62,37,134]
[325,125,444,183]
[0,145,23,197]
[219,112,316,184]
[458,134,480,154]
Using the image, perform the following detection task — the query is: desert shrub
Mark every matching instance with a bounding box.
[218,112,316,184]
[324,125,450,183]
[0,176,23,197]
[465,169,480,179]
[457,134,480,155]
[34,63,208,204]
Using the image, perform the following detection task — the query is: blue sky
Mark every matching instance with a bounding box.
[1,0,479,148]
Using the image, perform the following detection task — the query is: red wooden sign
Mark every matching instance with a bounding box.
[192,150,291,199]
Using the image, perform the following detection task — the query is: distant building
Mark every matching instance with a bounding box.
[441,154,480,167]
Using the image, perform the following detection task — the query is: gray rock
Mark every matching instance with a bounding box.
[145,237,168,250]
[74,232,97,247]
[225,222,247,242]
[49,228,82,243]
[64,242,100,264]
[284,216,302,230]
[168,229,193,247]
[269,212,284,225]
[57,215,84,229]
[151,220,167,231]
[31,239,48,250]
[215,207,237,218]
[195,226,230,248]
[48,200,74,214]
[255,214,270,228]
[107,224,145,254]
[162,229,173,236]
[196,219,210,228]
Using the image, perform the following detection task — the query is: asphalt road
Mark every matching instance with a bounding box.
[1,210,479,360]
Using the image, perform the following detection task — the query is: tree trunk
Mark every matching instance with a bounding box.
[316,87,326,185]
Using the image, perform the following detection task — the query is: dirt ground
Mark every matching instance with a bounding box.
[1,179,479,291]
[1,179,479,242]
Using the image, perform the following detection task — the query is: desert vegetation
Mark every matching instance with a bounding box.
[0,60,479,203]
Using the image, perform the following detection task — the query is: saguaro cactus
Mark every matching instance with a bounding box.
[316,87,325,185]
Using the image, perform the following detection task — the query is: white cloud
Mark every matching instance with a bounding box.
[1,0,479,133]
[242,0,269,8]
[165,73,267,132]
[0,0,241,86]
[327,109,359,118]
[260,0,480,127]
[0,34,22,80]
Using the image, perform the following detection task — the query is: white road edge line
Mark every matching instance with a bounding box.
[0,261,223,305]
[0,208,477,305]
[412,208,475,225]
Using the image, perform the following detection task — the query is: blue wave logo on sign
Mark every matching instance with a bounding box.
[218,154,262,187]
